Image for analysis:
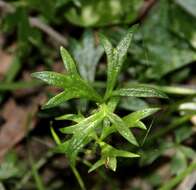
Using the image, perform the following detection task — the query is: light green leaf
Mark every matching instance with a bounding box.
[107,112,139,146]
[60,46,78,75]
[54,140,70,154]
[101,108,160,139]
[135,121,147,130]
[89,142,139,172]
[88,159,105,173]
[112,86,168,99]
[50,127,61,145]
[31,71,72,88]
[32,70,102,108]
[101,27,135,99]
[107,97,120,112]
[56,114,84,123]
[154,85,196,95]
[43,91,71,109]
[101,142,140,158]
[116,26,136,65]
[67,130,93,166]
[106,157,117,171]
[60,111,105,134]
[63,112,104,165]
[43,85,101,109]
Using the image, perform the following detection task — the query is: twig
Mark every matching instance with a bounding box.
[29,17,67,46]
[138,0,157,22]
[0,0,67,46]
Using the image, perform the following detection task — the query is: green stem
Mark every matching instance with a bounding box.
[71,165,86,190]
[159,161,196,190]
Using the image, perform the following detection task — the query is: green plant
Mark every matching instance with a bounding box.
[32,26,168,189]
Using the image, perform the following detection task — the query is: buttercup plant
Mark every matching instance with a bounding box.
[32,26,168,189]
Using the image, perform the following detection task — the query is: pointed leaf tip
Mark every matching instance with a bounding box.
[60,46,78,75]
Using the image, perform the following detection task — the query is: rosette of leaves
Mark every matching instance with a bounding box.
[32,26,167,177]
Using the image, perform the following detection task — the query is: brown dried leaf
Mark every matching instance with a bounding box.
[0,95,46,163]
[0,50,12,80]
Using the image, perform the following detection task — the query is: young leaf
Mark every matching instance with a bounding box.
[88,159,105,173]
[105,157,117,171]
[112,86,168,99]
[101,108,159,140]
[50,127,61,145]
[116,26,136,66]
[67,130,92,166]
[100,27,135,99]
[32,70,102,108]
[31,71,72,88]
[56,114,84,123]
[66,116,103,166]
[60,46,78,76]
[43,91,71,109]
[100,142,140,158]
[89,142,139,172]
[107,112,139,146]
[60,111,105,134]
[43,86,101,109]
[135,121,147,130]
